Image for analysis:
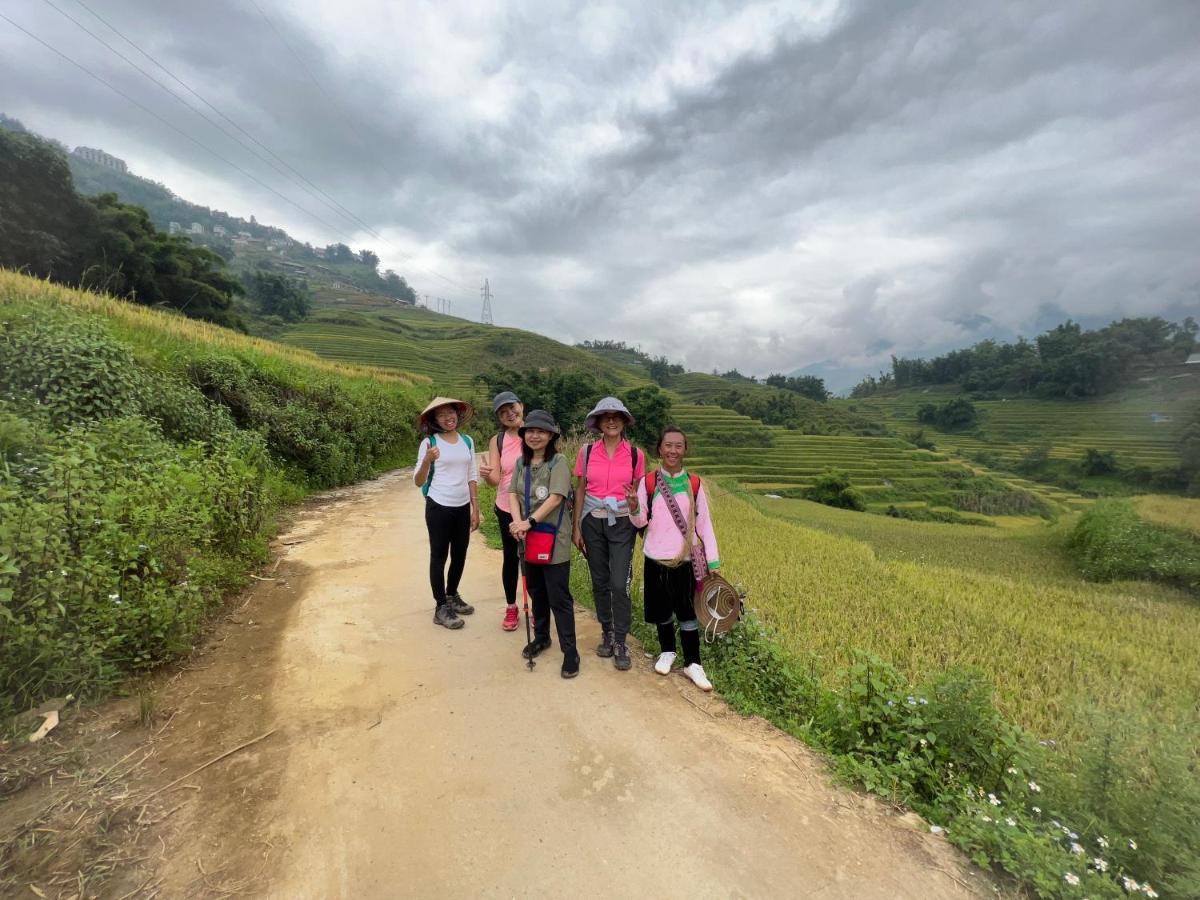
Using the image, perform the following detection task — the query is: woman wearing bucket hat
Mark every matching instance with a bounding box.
[572,396,646,671]
[627,425,720,692]
[507,410,579,678]
[478,390,524,631]
[414,397,480,630]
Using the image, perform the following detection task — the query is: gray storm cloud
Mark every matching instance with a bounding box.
[2,0,1198,389]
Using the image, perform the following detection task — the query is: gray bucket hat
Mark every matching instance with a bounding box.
[491,390,521,414]
[518,409,561,436]
[585,396,634,431]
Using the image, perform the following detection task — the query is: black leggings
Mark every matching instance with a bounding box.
[494,507,519,604]
[425,497,470,604]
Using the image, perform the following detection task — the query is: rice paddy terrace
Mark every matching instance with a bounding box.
[667,401,1071,519]
[839,380,1198,472]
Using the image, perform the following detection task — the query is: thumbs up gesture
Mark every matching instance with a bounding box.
[427,445,441,462]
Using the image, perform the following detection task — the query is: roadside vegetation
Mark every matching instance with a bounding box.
[0,271,424,720]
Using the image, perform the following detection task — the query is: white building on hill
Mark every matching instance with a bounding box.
[168,222,182,235]
[72,146,127,173]
[189,223,204,235]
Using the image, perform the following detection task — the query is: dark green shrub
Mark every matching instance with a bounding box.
[1068,500,1200,589]
[905,428,937,451]
[804,469,867,511]
[1081,448,1119,476]
[916,398,978,431]
[0,315,147,426]
[190,354,417,488]
[0,416,269,715]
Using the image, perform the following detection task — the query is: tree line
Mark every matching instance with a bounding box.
[1,126,245,329]
[852,317,1197,399]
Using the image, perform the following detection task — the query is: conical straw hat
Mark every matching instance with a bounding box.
[417,396,474,433]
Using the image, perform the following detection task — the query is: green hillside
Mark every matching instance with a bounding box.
[280,305,653,397]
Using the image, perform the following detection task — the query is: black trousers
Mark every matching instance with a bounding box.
[425,497,470,604]
[524,561,576,658]
[581,515,635,639]
[494,507,519,604]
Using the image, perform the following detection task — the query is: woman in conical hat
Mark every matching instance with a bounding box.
[414,397,479,630]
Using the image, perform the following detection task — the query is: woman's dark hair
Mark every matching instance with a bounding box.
[521,432,559,465]
[656,425,689,455]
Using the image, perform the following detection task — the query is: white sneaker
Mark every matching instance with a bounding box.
[683,663,712,692]
[654,652,677,675]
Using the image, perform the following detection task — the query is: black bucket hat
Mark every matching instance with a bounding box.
[492,390,522,414]
[518,409,561,436]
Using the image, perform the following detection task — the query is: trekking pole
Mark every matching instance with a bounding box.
[518,542,535,671]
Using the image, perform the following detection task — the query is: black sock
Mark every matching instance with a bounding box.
[681,629,701,666]
[656,622,677,654]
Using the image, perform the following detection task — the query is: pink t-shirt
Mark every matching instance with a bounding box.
[573,439,646,500]
[494,431,523,513]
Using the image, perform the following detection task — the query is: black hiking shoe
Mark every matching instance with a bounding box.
[447,592,474,615]
[561,653,580,679]
[613,641,632,671]
[595,630,614,658]
[433,604,464,630]
[522,637,552,660]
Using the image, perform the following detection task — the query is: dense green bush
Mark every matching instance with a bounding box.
[0,302,421,717]
[804,469,867,511]
[916,397,979,431]
[0,416,268,713]
[1068,500,1200,590]
[189,354,415,487]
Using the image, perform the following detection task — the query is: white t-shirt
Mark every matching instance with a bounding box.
[416,434,478,507]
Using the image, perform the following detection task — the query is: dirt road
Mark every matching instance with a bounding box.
[5,472,985,898]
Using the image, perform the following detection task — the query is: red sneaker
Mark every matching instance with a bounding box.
[502,604,519,631]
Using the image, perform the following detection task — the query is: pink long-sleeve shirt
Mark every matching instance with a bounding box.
[629,470,721,569]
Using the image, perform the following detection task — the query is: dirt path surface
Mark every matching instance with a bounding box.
[3,472,987,899]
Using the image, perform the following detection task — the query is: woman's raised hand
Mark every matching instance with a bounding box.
[622,481,638,507]
[426,445,441,462]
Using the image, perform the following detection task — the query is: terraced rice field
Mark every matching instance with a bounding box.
[672,402,1069,516]
[841,380,1197,470]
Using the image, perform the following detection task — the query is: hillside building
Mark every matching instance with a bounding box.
[189,222,204,235]
[213,225,228,237]
[72,146,127,173]
[168,222,182,235]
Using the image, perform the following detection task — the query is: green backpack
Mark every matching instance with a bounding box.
[421,433,474,497]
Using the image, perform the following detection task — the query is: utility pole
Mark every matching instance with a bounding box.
[480,278,494,325]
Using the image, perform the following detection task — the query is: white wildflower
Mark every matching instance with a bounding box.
[1028,781,1041,792]
[1128,840,1137,851]
[1092,858,1108,872]
[980,815,992,823]
[1143,886,1157,899]
[1032,807,1042,814]
[988,793,1001,806]
[1006,767,1019,775]
[1005,817,1016,827]
[1122,876,1140,892]
[1096,836,1109,849]
[1064,873,1080,886]
[1070,842,1085,855]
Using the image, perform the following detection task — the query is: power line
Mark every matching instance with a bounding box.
[480,278,493,325]
[7,6,478,300]
[247,0,475,295]
[0,10,360,243]
[62,0,377,238]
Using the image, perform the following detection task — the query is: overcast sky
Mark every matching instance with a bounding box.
[3,0,1199,389]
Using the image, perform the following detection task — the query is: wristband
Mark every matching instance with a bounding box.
[528,517,537,527]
